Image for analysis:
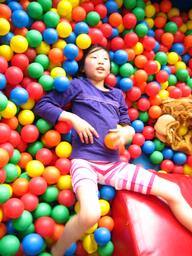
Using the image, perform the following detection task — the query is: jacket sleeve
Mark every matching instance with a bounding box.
[118,91,131,125]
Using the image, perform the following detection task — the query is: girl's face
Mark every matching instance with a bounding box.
[83,48,110,82]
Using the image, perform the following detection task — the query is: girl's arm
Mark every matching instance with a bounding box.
[109,124,135,147]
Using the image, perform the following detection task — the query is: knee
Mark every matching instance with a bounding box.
[78,206,101,230]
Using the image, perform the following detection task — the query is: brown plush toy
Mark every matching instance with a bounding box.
[154,97,192,155]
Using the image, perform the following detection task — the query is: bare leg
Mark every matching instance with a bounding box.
[150,176,192,232]
[51,185,101,256]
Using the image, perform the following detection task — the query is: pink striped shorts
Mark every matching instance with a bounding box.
[70,159,156,195]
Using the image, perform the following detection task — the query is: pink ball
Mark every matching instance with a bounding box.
[144,60,158,75]
[58,189,76,207]
[156,70,169,83]
[31,21,46,33]
[36,148,53,166]
[169,87,182,98]
[94,4,107,19]
[29,177,47,196]
[9,130,21,147]
[5,66,23,86]
[35,216,55,237]
[21,193,39,211]
[21,124,39,143]
[3,198,24,219]
[0,123,11,144]
[88,28,103,45]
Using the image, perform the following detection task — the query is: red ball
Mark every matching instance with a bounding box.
[160,160,175,173]
[128,144,142,158]
[35,216,55,237]
[9,130,21,147]
[100,23,112,38]
[142,36,156,51]
[124,32,138,48]
[128,108,139,121]
[144,60,158,75]
[187,156,192,167]
[156,70,169,83]
[55,121,72,134]
[123,13,137,29]
[11,54,29,71]
[26,82,44,101]
[21,193,39,212]
[0,123,11,143]
[0,142,14,158]
[132,133,145,146]
[137,98,150,111]
[105,73,117,87]
[88,28,103,45]
[94,4,107,19]
[24,48,36,62]
[20,124,39,143]
[55,158,71,175]
[36,148,53,166]
[145,82,161,97]
[142,126,155,140]
[173,165,184,174]
[31,21,46,33]
[0,56,8,73]
[169,87,182,98]
[3,198,24,219]
[29,177,47,195]
[110,37,125,51]
[5,66,23,86]
[0,169,6,183]
[58,189,76,207]
[126,86,141,101]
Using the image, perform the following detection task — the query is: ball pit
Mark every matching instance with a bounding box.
[0,0,192,255]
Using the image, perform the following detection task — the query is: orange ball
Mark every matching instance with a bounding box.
[42,130,61,148]
[75,47,83,61]
[154,16,167,29]
[104,132,118,150]
[48,48,64,65]
[42,166,60,185]
[51,224,65,241]
[14,27,28,36]
[0,148,9,168]
[125,49,135,61]
[149,95,162,106]
[0,223,7,239]
[0,4,11,19]
[148,105,162,119]
[161,32,174,48]
[2,117,19,130]
[12,178,29,197]
[72,6,86,22]
[134,55,147,69]
[108,12,122,27]
[98,216,114,231]
[184,35,192,49]
[18,152,33,169]
[134,70,148,84]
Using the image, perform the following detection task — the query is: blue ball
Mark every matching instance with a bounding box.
[171,43,184,55]
[94,227,111,246]
[6,220,17,234]
[161,65,171,74]
[153,41,160,52]
[173,152,187,165]
[12,10,29,28]
[22,233,44,256]
[0,74,6,90]
[147,29,155,37]
[131,120,144,133]
[119,78,133,92]
[65,32,76,44]
[100,185,116,201]
[1,32,14,44]
[53,76,70,92]
[109,28,119,39]
[142,141,155,154]
[63,60,78,76]
[105,0,118,14]
[10,87,29,106]
[43,28,58,44]
[64,243,77,256]
[113,50,128,65]
[8,1,22,11]
[182,54,190,64]
[162,148,174,159]
[64,44,79,60]
[74,22,89,35]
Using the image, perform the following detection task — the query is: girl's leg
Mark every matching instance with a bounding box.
[150,176,192,232]
[51,185,101,256]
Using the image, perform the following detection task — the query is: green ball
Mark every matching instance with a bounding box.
[38,0,52,12]
[51,205,70,224]
[20,172,30,180]
[43,11,60,28]
[149,151,163,165]
[39,253,52,256]
[39,75,54,91]
[0,184,11,203]
[26,30,43,48]
[135,23,148,37]
[86,11,100,26]
[139,111,149,122]
[168,74,177,85]
[13,210,33,231]
[164,21,178,34]
[187,78,192,88]
[147,75,154,82]
[9,149,21,164]
[4,163,18,183]
[136,0,145,8]
[27,2,43,19]
[27,141,44,157]
[36,118,52,133]
[33,202,52,219]
[20,223,35,237]
[153,139,165,151]
[119,63,134,77]
[132,7,145,21]
[123,0,137,9]
[0,93,8,111]
[28,63,44,79]
[98,241,114,256]
[176,69,189,82]
[111,62,119,75]
[155,52,167,65]
[0,235,20,256]
[41,186,59,203]
[35,54,49,70]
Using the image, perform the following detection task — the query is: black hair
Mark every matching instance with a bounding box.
[75,44,110,77]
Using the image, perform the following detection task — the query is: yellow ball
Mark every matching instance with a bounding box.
[145,18,154,29]
[57,175,72,190]
[99,199,110,216]
[0,45,13,61]
[161,81,168,89]
[117,23,124,33]
[145,4,156,18]
[50,67,66,78]
[167,52,179,65]
[16,165,22,176]
[133,42,144,55]
[26,160,45,177]
[4,184,13,197]
[168,8,180,19]
[189,9,192,20]
[0,18,10,36]
[57,0,72,17]
[74,201,80,213]
[0,100,17,118]
[86,223,98,234]
[115,0,123,8]
[178,126,188,136]
[55,141,72,158]
[36,41,50,55]
[158,89,169,100]
[57,21,72,38]
[82,234,98,254]
[175,61,186,71]
[76,34,92,49]
[70,0,79,7]
[179,24,187,33]
[187,20,192,30]
[18,109,35,125]
[53,39,67,50]
[10,35,28,53]
[0,208,3,222]
[20,98,35,110]
[184,164,192,176]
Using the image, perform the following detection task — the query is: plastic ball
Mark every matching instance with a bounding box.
[12,210,33,231]
[35,216,55,237]
[51,205,70,223]
[21,193,39,212]
[12,178,29,197]
[82,234,97,254]
[12,9,29,28]
[100,185,116,201]
[35,148,53,166]
[149,151,164,164]
[58,189,76,207]
[5,66,23,86]
[22,233,45,256]
[10,35,28,53]
[72,6,86,22]
[42,130,61,148]
[128,144,142,158]
[57,0,72,17]
[3,198,24,219]
[104,132,118,150]
[76,33,91,49]
[26,82,44,101]
[0,123,11,144]
[10,87,29,106]
[57,21,72,38]
[0,184,11,203]
[55,141,72,158]
[0,235,20,256]
[33,202,52,218]
[18,109,35,125]
[99,199,110,216]
[27,2,43,19]
[27,62,44,79]
[20,124,39,143]
[119,77,133,91]
[26,160,45,177]
[0,18,10,36]
[173,152,187,165]
[86,11,100,26]
[26,29,43,48]
[65,243,77,256]
[40,185,59,203]
[50,67,66,78]
[160,159,175,173]
[94,227,111,246]
[54,76,70,92]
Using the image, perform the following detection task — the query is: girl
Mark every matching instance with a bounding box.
[34,45,192,256]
